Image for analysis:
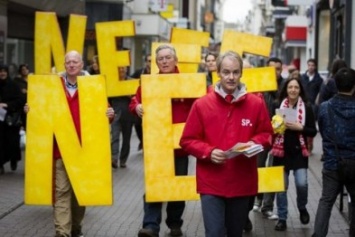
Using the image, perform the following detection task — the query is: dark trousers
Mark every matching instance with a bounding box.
[313,168,355,237]
[201,194,250,237]
[142,156,188,234]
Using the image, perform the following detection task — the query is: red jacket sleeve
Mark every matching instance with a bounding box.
[129,86,141,115]
[179,100,215,160]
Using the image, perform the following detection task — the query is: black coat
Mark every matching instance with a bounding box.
[273,103,317,171]
[0,77,25,165]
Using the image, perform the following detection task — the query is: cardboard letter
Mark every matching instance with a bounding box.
[25,75,112,205]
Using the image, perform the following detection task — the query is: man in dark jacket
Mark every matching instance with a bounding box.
[301,58,323,114]
[313,68,355,237]
[0,64,25,174]
[130,54,151,150]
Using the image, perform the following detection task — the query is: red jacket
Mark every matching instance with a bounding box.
[180,86,273,197]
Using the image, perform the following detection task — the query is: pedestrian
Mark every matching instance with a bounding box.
[301,58,323,153]
[0,64,25,174]
[317,58,347,105]
[130,44,193,237]
[130,54,151,151]
[312,67,355,237]
[110,66,137,168]
[271,73,317,231]
[14,63,31,128]
[205,51,218,86]
[25,51,115,237]
[180,50,273,237]
[259,57,285,220]
[88,55,100,75]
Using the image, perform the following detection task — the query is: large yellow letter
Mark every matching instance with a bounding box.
[25,75,112,205]
[35,12,86,74]
[96,21,138,97]
[141,73,206,202]
[213,30,277,92]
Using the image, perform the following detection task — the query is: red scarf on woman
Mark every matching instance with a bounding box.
[271,97,309,158]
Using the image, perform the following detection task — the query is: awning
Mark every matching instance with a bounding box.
[284,15,307,47]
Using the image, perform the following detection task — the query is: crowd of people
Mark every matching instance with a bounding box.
[0,43,354,237]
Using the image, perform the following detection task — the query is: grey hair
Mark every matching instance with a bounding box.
[216,51,243,73]
[155,44,177,60]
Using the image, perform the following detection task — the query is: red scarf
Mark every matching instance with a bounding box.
[271,97,309,158]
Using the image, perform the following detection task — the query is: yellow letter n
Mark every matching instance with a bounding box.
[25,75,112,206]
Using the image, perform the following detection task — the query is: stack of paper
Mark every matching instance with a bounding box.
[225,143,264,159]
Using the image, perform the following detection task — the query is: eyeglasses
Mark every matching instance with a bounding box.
[157,55,174,62]
[220,70,240,78]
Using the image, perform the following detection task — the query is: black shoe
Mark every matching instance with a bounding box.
[112,160,118,169]
[300,209,310,224]
[169,227,183,237]
[120,162,127,168]
[275,220,287,231]
[244,217,253,232]
[138,228,158,237]
[10,160,17,171]
[0,165,4,175]
[138,142,143,151]
[71,230,84,237]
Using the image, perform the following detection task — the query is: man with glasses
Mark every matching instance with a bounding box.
[130,45,193,237]
[180,51,273,237]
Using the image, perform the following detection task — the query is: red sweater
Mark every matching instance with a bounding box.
[53,79,81,159]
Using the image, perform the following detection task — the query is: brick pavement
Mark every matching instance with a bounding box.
[0,133,350,237]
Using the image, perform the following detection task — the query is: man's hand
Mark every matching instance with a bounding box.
[211,149,227,165]
[135,104,144,118]
[0,103,7,109]
[24,104,29,113]
[106,107,115,119]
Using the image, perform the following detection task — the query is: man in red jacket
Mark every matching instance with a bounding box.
[26,51,114,237]
[180,51,273,237]
[130,44,193,237]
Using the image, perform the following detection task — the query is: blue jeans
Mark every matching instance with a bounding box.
[276,168,308,220]
[200,194,250,237]
[142,156,188,234]
[313,168,355,237]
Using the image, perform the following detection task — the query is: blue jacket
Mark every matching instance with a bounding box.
[318,94,355,170]
[301,72,323,104]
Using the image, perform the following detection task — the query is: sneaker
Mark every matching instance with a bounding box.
[300,209,310,224]
[138,228,158,237]
[275,220,287,231]
[169,227,183,237]
[252,204,260,212]
[262,211,278,220]
[243,217,253,232]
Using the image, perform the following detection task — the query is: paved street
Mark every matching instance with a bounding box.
[0,132,350,237]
